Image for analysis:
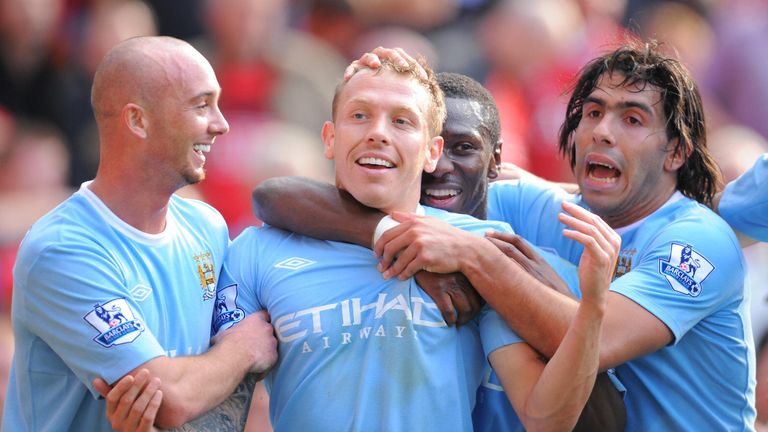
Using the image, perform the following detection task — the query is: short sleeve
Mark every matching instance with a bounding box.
[479,305,523,360]
[212,227,264,334]
[17,243,165,393]
[610,222,745,343]
[719,153,768,241]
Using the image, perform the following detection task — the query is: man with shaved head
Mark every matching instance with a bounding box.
[2,36,277,431]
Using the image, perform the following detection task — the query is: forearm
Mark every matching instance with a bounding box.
[523,301,604,431]
[143,338,258,428]
[169,373,258,432]
[252,176,383,246]
[460,239,577,358]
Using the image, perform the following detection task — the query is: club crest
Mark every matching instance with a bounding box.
[614,248,636,279]
[195,251,217,301]
[658,243,713,297]
[84,298,145,347]
[213,284,245,333]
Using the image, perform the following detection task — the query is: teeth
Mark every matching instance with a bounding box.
[193,144,211,153]
[358,157,394,168]
[588,161,616,169]
[425,189,459,197]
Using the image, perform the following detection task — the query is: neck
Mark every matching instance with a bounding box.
[89,168,176,234]
[600,187,677,229]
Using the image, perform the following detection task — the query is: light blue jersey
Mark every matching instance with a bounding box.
[488,179,756,431]
[2,183,229,432]
[214,206,523,432]
[720,153,768,241]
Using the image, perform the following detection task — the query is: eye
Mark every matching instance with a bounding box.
[196,102,209,110]
[394,117,411,125]
[456,142,474,153]
[352,112,366,120]
[586,109,601,119]
[626,115,642,126]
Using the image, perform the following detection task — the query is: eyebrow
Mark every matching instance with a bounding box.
[189,90,218,102]
[584,95,654,117]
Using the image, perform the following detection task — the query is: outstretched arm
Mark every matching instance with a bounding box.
[253,176,382,247]
[491,205,619,431]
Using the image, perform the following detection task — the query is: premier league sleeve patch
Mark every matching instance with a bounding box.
[213,284,244,334]
[658,243,714,297]
[84,298,146,347]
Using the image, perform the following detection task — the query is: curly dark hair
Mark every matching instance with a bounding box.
[558,39,722,206]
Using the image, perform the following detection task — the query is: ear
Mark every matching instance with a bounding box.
[664,138,688,172]
[423,136,444,173]
[123,103,148,139]
[321,121,335,160]
[487,139,503,179]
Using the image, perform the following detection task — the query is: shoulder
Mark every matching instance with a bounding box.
[170,195,228,232]
[641,199,744,284]
[423,206,513,235]
[489,179,571,203]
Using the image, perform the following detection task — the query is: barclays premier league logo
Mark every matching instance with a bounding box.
[84,298,145,347]
[658,243,713,297]
[213,284,245,333]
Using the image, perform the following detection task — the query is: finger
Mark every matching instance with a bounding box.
[373,221,411,260]
[508,235,540,262]
[561,201,616,243]
[562,229,610,264]
[93,377,113,399]
[376,225,418,271]
[558,213,611,252]
[485,230,519,245]
[138,390,163,432]
[372,46,409,68]
[104,374,135,417]
[397,255,428,281]
[126,377,161,431]
[111,370,150,427]
[446,288,472,327]
[383,243,420,280]
[486,236,528,266]
[342,61,359,81]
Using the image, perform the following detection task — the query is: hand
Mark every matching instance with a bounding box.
[374,211,477,280]
[485,232,575,299]
[213,310,278,375]
[415,271,485,327]
[343,46,428,81]
[557,201,621,306]
[93,369,163,432]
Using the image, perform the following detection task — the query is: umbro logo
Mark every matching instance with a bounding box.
[129,284,153,301]
[274,257,316,270]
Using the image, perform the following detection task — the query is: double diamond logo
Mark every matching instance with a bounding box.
[274,257,316,270]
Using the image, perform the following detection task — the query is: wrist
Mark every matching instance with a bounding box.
[372,215,400,249]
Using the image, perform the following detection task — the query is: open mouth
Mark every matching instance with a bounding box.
[357,157,395,169]
[193,143,211,155]
[424,188,460,200]
[586,160,621,183]
[423,188,461,209]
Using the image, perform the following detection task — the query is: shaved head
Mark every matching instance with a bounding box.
[91,36,210,121]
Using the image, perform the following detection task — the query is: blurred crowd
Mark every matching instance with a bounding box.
[0,0,767,428]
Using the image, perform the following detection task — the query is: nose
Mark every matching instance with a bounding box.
[210,105,230,136]
[365,115,389,145]
[592,113,615,146]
